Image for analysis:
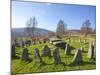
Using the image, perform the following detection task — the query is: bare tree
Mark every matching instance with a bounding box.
[56,19,67,36]
[26,16,38,38]
[81,19,92,36]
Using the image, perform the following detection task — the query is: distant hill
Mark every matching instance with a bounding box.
[11,27,81,38]
[11,27,52,38]
[68,29,80,33]
[66,29,80,35]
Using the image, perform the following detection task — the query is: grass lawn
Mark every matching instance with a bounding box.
[11,36,96,75]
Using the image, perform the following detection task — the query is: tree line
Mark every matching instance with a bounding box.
[25,16,95,38]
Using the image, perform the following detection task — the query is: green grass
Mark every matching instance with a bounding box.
[11,36,96,75]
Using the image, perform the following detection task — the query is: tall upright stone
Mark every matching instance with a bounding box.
[22,41,25,48]
[79,39,81,43]
[34,48,43,64]
[39,41,42,44]
[80,47,84,52]
[42,45,51,57]
[84,39,87,44]
[87,42,95,59]
[53,48,61,64]
[25,40,31,46]
[72,48,83,65]
[65,44,71,55]
[15,41,20,47]
[11,44,16,57]
[93,41,96,58]
[21,48,29,62]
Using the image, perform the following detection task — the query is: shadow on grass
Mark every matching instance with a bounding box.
[60,62,67,66]
[69,54,74,56]
[84,42,89,44]
[68,61,96,67]
[12,55,20,59]
[42,61,67,66]
[57,44,75,52]
[69,45,75,50]
[82,50,88,53]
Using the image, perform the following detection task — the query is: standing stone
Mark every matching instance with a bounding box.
[72,48,83,65]
[34,48,43,64]
[22,41,25,48]
[19,41,22,47]
[42,45,51,57]
[25,40,31,46]
[32,41,35,45]
[87,42,95,59]
[43,40,46,43]
[39,41,42,44]
[80,47,84,52]
[93,41,96,58]
[15,41,20,47]
[65,44,71,55]
[53,48,61,64]
[21,48,29,62]
[79,39,81,43]
[11,44,16,57]
[14,39,19,47]
[84,39,86,43]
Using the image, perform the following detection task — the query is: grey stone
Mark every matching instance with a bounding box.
[79,39,81,43]
[84,39,86,43]
[53,48,61,64]
[32,41,36,45]
[87,42,95,59]
[11,44,16,57]
[93,41,96,58]
[15,42,20,47]
[21,41,25,47]
[34,48,43,64]
[42,45,51,57]
[14,39,20,47]
[54,41,66,49]
[65,44,71,55]
[25,40,31,46]
[39,41,42,44]
[80,47,84,52]
[21,48,29,62]
[72,48,83,65]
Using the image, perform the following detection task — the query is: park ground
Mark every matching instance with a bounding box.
[11,35,96,75]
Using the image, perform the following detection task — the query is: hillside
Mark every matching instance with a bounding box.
[11,27,52,38]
